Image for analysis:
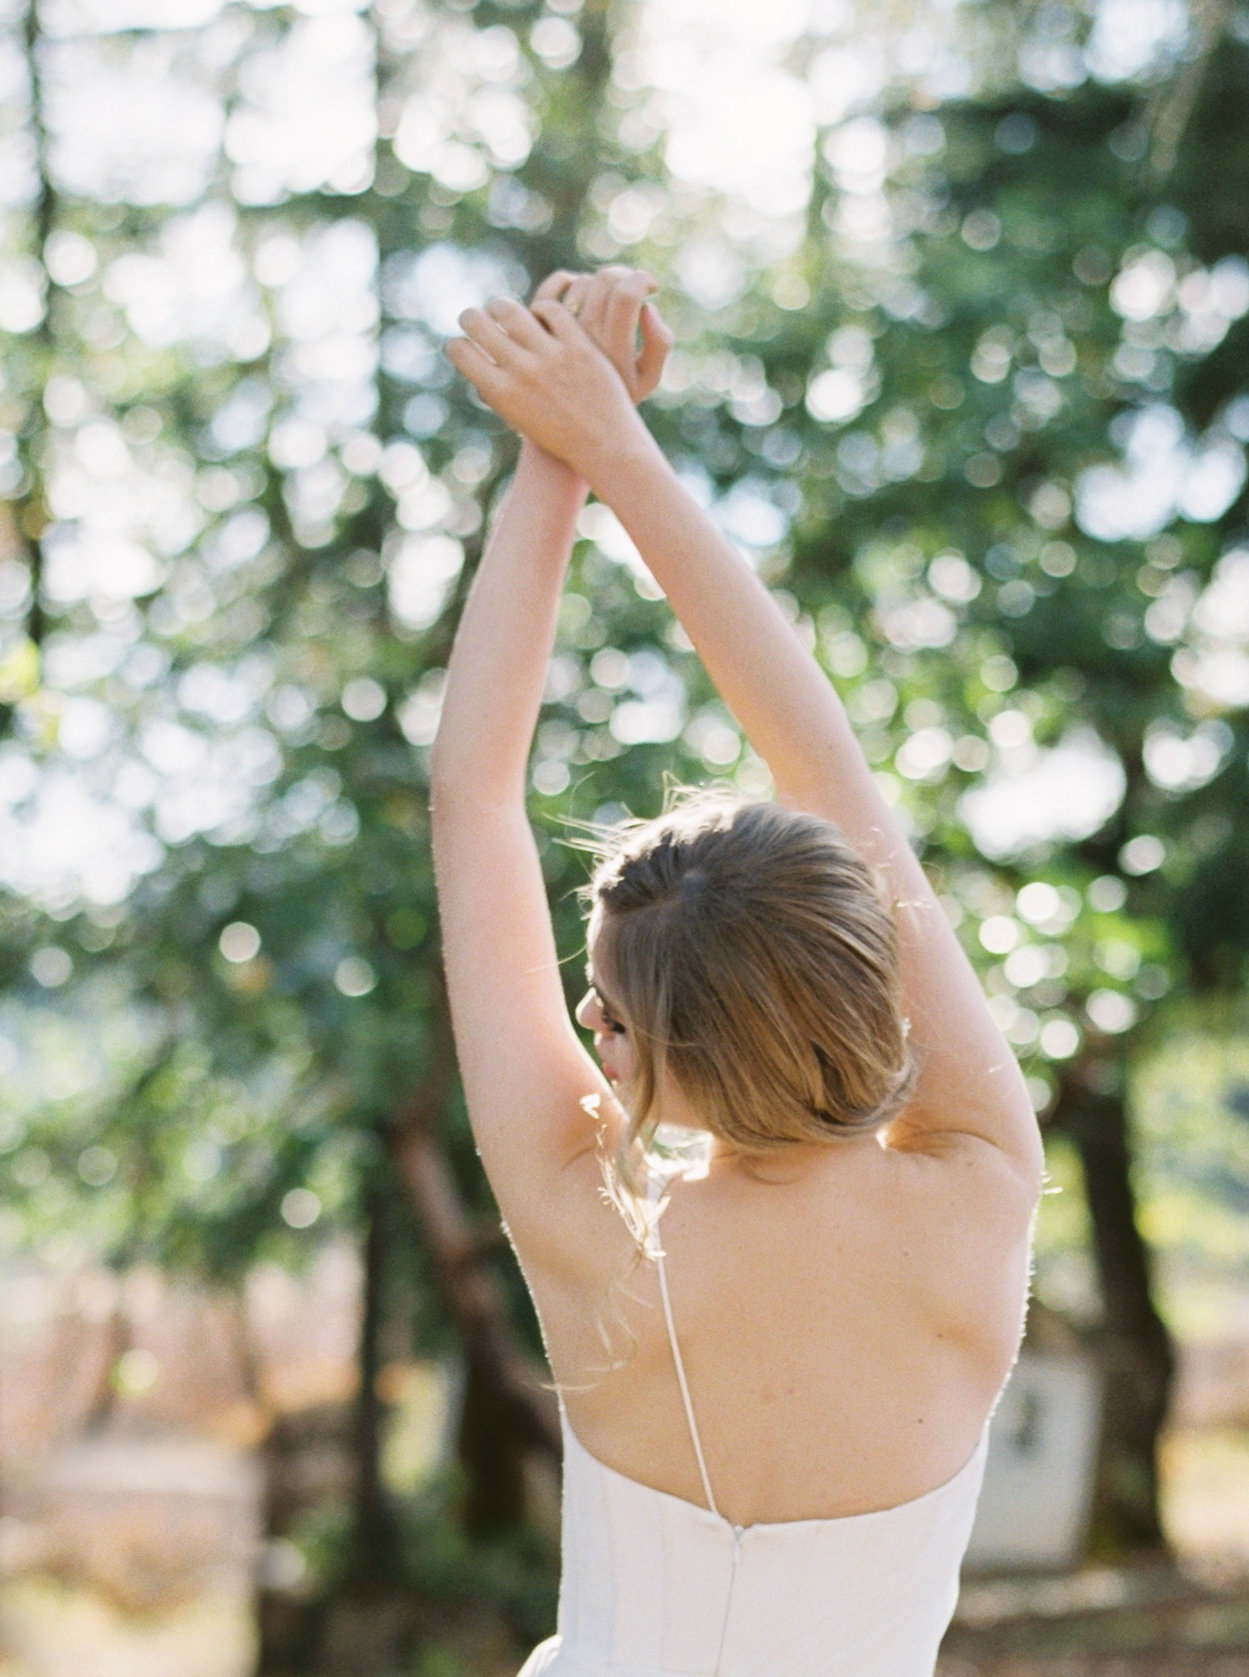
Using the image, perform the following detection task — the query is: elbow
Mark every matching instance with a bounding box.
[428,716,472,811]
[428,733,522,833]
[428,741,465,834]
[428,723,472,838]
[428,733,452,805]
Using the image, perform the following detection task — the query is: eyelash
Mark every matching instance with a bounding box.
[591,987,626,1035]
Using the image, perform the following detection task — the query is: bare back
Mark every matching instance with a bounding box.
[525,1133,1034,1528]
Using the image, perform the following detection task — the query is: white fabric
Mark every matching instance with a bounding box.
[520,1417,988,1677]
[520,1165,989,1677]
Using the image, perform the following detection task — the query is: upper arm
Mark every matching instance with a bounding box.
[778,754,1044,1191]
[432,795,634,1278]
[882,845,1044,1189]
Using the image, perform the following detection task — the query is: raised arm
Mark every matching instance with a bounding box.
[432,280,671,1279]
[429,433,601,1217]
[449,286,1043,1191]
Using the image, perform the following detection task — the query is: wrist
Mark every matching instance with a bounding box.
[516,437,588,504]
[580,418,667,507]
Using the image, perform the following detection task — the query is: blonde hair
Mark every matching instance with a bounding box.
[585,791,916,1242]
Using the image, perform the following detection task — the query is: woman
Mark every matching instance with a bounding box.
[433,266,1043,1677]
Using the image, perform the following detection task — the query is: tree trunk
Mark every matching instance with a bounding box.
[389,991,561,1538]
[18,0,52,651]
[350,1175,401,1581]
[1052,1053,1175,1556]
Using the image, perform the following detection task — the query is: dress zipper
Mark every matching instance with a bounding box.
[713,1526,744,1675]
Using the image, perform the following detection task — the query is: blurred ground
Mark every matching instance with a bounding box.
[0,1581,254,1677]
[941,1562,1249,1676]
[934,1420,1249,1677]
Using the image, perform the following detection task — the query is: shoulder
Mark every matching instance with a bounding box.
[870,1129,1039,1355]
[882,1104,1045,1215]
[877,1127,1044,1255]
[501,1114,641,1293]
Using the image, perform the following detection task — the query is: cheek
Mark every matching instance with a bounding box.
[600,1034,637,1086]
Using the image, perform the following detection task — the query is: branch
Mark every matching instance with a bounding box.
[1145,0,1234,185]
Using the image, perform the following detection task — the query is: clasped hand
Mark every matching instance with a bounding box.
[446,265,671,482]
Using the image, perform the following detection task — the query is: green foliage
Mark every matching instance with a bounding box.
[1133,1013,1249,1311]
[282,1470,557,1659]
[0,0,1246,1577]
[399,1479,559,1650]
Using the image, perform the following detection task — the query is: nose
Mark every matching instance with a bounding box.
[576,989,602,1032]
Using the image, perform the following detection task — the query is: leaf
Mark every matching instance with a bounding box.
[0,638,40,705]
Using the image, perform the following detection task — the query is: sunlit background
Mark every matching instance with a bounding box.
[0,0,1248,1673]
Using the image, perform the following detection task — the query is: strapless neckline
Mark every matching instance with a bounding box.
[526,1407,992,1675]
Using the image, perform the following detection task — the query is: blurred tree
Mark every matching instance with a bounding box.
[0,8,1247,1641]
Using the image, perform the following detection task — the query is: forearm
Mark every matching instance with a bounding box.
[431,443,587,812]
[588,430,905,871]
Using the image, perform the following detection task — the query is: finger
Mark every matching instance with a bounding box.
[485,295,549,354]
[597,264,658,300]
[600,278,654,369]
[530,296,583,343]
[576,272,613,338]
[594,264,657,293]
[458,304,524,366]
[532,269,583,303]
[635,303,673,392]
[562,276,593,323]
[579,265,648,342]
[597,268,659,349]
[445,335,506,399]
